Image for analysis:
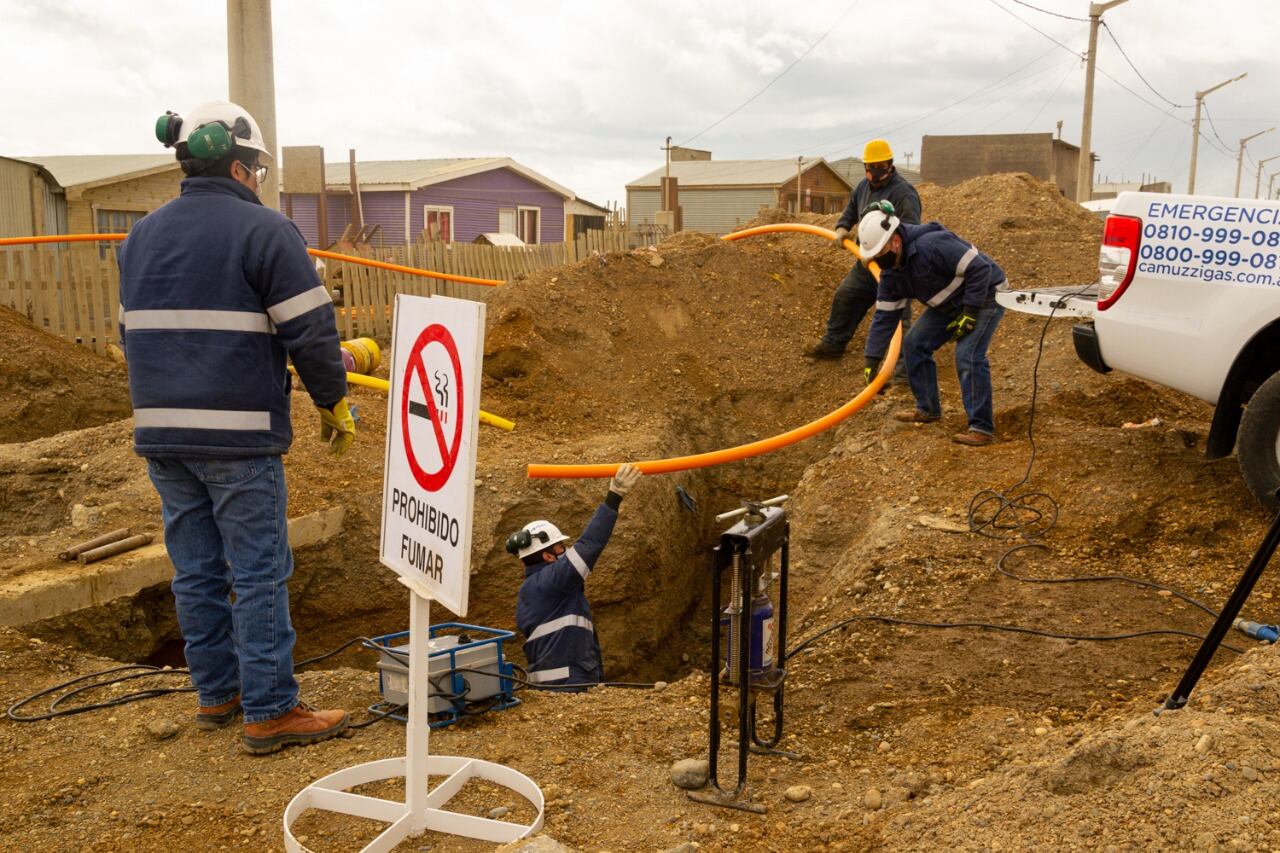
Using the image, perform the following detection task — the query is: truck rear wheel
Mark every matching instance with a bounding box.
[1238,371,1280,510]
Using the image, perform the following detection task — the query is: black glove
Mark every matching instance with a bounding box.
[946,310,979,341]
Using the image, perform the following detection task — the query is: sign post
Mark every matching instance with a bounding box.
[283,295,543,851]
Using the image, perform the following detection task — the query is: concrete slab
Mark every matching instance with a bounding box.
[0,506,345,627]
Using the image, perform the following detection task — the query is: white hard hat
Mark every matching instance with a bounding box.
[506,519,569,560]
[177,100,272,162]
[857,204,901,260]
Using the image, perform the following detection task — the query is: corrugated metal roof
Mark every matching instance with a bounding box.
[323,157,575,199]
[626,158,829,189]
[22,154,175,189]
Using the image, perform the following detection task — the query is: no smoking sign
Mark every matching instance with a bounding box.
[381,295,485,616]
[401,324,464,493]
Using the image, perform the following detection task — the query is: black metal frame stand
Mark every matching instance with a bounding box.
[1162,498,1280,711]
[689,506,793,814]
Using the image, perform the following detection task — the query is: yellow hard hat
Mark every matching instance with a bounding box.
[863,139,893,164]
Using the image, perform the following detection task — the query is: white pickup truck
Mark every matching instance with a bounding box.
[997,191,1280,507]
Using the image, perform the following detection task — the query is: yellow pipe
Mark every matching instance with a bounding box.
[305,369,516,431]
[526,222,893,479]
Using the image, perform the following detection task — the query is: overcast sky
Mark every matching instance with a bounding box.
[3,0,1277,206]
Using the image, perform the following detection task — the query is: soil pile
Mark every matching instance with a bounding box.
[0,306,132,443]
[916,172,1103,287]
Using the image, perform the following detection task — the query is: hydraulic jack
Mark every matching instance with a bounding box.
[689,495,797,814]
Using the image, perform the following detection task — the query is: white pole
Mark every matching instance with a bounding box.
[405,591,432,830]
[1188,72,1247,194]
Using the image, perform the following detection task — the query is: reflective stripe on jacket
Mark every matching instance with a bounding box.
[865,222,1005,359]
[516,502,618,686]
[118,177,346,457]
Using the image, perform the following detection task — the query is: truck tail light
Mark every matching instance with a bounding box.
[1096,214,1141,310]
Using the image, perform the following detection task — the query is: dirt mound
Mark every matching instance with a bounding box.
[884,646,1280,850]
[0,306,132,443]
[916,172,1103,287]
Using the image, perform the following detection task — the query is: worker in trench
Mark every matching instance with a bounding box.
[805,138,921,372]
[118,101,357,753]
[508,464,644,689]
[857,201,1007,447]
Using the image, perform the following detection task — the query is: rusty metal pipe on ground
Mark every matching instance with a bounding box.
[59,528,132,561]
[78,534,153,565]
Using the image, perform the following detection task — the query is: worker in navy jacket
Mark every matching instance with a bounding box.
[510,464,643,688]
[858,202,1007,447]
[806,139,920,364]
[118,101,355,754]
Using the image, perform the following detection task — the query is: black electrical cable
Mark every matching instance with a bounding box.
[1100,22,1190,110]
[967,286,1095,540]
[998,542,1220,618]
[785,614,1243,663]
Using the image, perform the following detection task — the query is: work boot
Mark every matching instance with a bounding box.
[893,409,940,424]
[803,341,845,360]
[952,430,995,447]
[242,702,349,755]
[195,695,242,730]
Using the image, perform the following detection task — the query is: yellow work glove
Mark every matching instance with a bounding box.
[317,398,356,457]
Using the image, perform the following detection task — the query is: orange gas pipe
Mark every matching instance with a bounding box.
[527,222,895,479]
[0,234,504,287]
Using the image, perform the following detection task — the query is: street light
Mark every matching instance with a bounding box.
[1188,72,1247,195]
[1269,172,1278,201]
[1256,155,1280,199]
[1077,0,1132,202]
[1236,128,1275,197]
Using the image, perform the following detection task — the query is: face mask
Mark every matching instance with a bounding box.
[866,163,893,187]
[879,248,903,269]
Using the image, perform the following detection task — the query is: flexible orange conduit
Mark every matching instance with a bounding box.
[0,234,504,287]
[527,222,899,478]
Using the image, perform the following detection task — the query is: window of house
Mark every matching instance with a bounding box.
[517,206,540,244]
[95,209,146,259]
[497,208,517,235]
[423,205,454,243]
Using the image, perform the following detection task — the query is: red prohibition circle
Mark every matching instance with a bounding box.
[400,323,465,492]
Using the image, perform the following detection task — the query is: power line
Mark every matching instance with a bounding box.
[986,0,1085,59]
[1009,0,1088,22]
[1100,21,1190,109]
[815,42,1073,159]
[1201,101,1239,158]
[926,55,1077,134]
[1021,59,1078,131]
[676,0,860,147]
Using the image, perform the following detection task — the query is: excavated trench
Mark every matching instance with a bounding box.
[18,388,843,688]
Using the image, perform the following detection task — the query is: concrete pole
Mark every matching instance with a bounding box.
[1076,1,1130,203]
[1188,72,1247,194]
[796,156,803,214]
[1269,172,1277,200]
[228,0,280,210]
[1255,155,1280,198]
[1235,128,1274,197]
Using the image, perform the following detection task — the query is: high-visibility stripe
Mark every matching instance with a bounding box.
[117,305,126,325]
[528,614,594,643]
[268,285,332,325]
[123,309,271,334]
[526,666,571,684]
[876,299,907,311]
[566,547,590,579]
[134,408,271,431]
[928,245,978,307]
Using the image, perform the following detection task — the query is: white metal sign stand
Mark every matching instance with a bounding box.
[283,295,543,851]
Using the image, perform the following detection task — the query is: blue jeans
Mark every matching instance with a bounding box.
[823,264,910,376]
[146,456,299,723]
[904,305,1005,435]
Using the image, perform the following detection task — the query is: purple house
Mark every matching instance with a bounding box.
[281,158,573,248]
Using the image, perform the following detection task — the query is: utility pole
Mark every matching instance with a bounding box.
[1269,172,1278,201]
[227,0,279,210]
[796,156,804,214]
[1076,0,1131,203]
[663,136,672,181]
[1236,128,1275,197]
[1256,155,1280,198]
[1188,72,1247,194]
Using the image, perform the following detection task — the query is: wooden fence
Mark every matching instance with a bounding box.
[0,228,652,349]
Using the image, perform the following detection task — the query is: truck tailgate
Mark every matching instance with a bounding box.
[996,284,1098,318]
